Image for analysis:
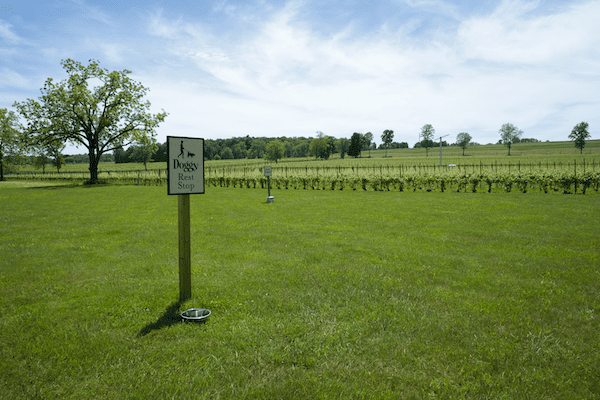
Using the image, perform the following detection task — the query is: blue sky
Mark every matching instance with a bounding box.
[1,0,599,154]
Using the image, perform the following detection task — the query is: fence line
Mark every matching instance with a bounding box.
[6,167,600,195]
[204,159,598,177]
[7,159,599,180]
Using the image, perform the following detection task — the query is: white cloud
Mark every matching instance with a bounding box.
[0,19,36,46]
[148,10,185,39]
[0,67,31,88]
[67,0,113,25]
[457,0,600,66]
[0,20,21,43]
[99,42,126,64]
[398,0,461,19]
[78,1,600,145]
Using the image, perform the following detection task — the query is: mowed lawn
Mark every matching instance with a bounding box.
[1,182,599,399]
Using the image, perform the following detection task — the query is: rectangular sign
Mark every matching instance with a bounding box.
[167,136,205,195]
[264,166,272,177]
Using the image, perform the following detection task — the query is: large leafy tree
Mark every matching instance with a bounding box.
[569,122,591,154]
[348,132,362,158]
[31,142,50,174]
[152,142,168,162]
[14,59,168,184]
[265,140,285,163]
[499,123,522,156]
[381,129,394,157]
[310,131,334,160]
[248,139,266,159]
[456,132,472,156]
[420,124,435,156]
[0,108,27,180]
[232,142,247,159]
[220,147,234,159]
[129,134,158,171]
[42,139,67,173]
[326,136,336,158]
[363,132,373,156]
[336,138,349,159]
[293,141,309,157]
[113,146,128,163]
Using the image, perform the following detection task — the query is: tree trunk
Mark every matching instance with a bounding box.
[88,150,100,184]
[0,153,4,181]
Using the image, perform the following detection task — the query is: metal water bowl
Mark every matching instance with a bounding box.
[181,308,211,323]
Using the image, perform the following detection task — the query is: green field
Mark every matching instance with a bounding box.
[1,181,599,398]
[7,141,600,195]
[11,140,600,175]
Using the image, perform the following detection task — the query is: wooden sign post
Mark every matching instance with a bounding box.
[178,194,191,301]
[167,136,204,302]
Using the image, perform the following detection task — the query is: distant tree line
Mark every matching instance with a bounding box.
[113,132,389,163]
[64,153,114,164]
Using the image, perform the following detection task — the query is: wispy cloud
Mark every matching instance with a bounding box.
[0,19,36,46]
[67,0,113,25]
[4,0,600,149]
[398,0,462,19]
[457,0,599,66]
[98,42,126,64]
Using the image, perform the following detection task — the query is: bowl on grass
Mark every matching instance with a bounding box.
[180,308,211,323]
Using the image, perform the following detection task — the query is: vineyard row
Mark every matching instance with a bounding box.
[206,159,600,177]
[9,159,599,180]
[9,171,600,194]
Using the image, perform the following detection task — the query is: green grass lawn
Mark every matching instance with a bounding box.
[1,182,599,399]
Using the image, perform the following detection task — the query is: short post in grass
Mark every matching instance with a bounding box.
[167,136,205,302]
[265,165,274,202]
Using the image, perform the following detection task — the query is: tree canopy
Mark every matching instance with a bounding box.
[420,124,435,156]
[248,139,266,159]
[309,132,335,160]
[381,130,394,157]
[499,123,523,156]
[456,132,472,156]
[265,140,285,163]
[129,134,158,170]
[13,59,168,183]
[336,138,349,159]
[348,132,362,158]
[569,121,591,154]
[362,132,373,155]
[0,108,26,180]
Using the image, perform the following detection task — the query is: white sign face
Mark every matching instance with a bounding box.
[167,136,204,195]
[264,166,272,177]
